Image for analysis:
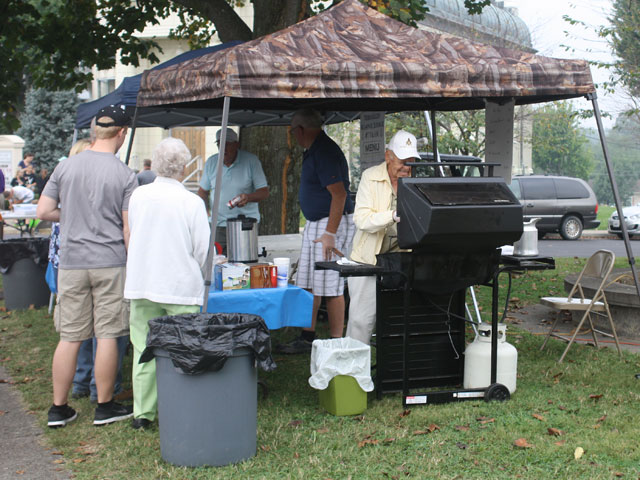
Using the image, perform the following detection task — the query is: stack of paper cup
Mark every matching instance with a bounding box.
[273,257,290,288]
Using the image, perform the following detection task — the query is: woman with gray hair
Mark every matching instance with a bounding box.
[124,137,210,429]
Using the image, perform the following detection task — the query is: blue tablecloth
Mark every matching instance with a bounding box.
[207,285,312,330]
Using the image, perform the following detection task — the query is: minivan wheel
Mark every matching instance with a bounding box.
[560,215,583,240]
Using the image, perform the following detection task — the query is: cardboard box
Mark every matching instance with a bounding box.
[214,263,251,290]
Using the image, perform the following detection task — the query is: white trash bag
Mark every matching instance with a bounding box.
[308,337,374,392]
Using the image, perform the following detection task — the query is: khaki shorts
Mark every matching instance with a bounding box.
[54,267,129,342]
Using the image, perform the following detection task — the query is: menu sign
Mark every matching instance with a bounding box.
[360,112,385,173]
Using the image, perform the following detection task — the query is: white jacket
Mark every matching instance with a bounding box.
[350,162,396,265]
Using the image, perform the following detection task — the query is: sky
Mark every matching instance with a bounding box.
[505,0,622,128]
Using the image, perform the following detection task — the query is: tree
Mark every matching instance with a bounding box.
[16,88,79,173]
[607,0,640,98]
[588,117,640,205]
[531,102,593,180]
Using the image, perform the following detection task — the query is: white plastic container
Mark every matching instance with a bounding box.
[463,323,517,394]
[273,257,290,288]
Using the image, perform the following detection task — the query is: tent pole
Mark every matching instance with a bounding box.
[589,93,640,298]
[202,96,231,311]
[124,107,139,166]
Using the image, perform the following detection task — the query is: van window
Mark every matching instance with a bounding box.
[521,178,555,200]
[554,178,590,199]
[509,179,521,200]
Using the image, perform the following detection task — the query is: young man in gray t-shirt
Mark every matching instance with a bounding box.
[37,105,138,428]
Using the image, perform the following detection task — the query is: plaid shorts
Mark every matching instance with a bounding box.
[296,214,355,297]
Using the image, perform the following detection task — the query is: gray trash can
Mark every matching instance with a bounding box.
[140,312,276,468]
[155,347,257,467]
[0,238,50,310]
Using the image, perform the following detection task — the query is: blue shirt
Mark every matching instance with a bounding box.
[200,149,268,227]
[299,131,354,221]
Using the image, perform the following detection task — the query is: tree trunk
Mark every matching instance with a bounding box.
[241,126,303,235]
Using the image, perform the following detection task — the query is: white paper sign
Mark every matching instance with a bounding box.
[359,112,385,173]
[485,100,515,183]
[0,150,12,184]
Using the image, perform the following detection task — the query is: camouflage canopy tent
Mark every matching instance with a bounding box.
[136,0,595,127]
[135,0,638,303]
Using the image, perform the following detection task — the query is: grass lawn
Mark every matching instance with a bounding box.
[1,258,639,479]
[596,205,615,231]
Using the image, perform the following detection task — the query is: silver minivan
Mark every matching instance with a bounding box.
[509,175,599,240]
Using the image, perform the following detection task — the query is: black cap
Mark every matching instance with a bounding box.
[95,105,130,127]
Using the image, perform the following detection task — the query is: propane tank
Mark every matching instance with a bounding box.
[463,323,518,394]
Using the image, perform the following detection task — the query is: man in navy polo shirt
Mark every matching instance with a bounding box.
[276,109,355,354]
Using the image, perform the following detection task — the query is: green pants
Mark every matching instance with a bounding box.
[130,299,200,421]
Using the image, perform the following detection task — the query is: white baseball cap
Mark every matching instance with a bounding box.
[216,128,238,143]
[387,130,420,160]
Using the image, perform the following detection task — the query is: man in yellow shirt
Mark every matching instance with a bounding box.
[346,130,419,344]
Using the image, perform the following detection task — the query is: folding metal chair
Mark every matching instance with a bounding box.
[539,249,622,363]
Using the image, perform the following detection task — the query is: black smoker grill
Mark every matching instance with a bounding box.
[373,166,524,404]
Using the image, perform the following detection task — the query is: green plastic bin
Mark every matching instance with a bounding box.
[319,375,367,416]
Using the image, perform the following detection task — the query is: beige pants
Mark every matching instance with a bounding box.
[55,267,129,341]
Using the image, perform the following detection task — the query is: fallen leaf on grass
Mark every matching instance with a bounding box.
[597,414,607,423]
[358,436,379,448]
[382,438,395,444]
[51,451,64,456]
[514,438,533,448]
[72,458,85,464]
[574,447,584,460]
[554,440,566,446]
[53,460,64,464]
[288,419,303,427]
[589,394,603,401]
[293,452,299,458]
[476,416,495,424]
[260,445,271,452]
[614,472,624,477]
[34,368,45,373]
[399,410,411,418]
[455,425,470,431]
[352,415,365,422]
[532,413,545,421]
[547,427,563,436]
[558,405,567,411]
[456,442,468,450]
[316,427,329,434]
[413,425,439,435]
[15,470,24,475]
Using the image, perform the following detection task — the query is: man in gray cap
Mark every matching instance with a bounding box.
[37,105,137,428]
[197,128,269,254]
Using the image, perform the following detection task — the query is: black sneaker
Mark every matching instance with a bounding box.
[274,336,313,354]
[131,418,152,430]
[93,401,133,426]
[47,404,78,428]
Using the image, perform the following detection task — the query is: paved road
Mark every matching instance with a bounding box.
[538,233,639,258]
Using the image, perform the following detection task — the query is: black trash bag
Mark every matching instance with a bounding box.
[0,237,49,274]
[139,312,276,375]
